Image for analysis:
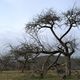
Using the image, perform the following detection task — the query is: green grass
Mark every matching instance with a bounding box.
[0,70,80,80]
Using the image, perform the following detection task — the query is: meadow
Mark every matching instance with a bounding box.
[0,70,80,80]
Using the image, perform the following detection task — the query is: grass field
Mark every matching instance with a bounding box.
[0,70,80,80]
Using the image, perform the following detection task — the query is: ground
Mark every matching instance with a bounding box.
[0,70,80,80]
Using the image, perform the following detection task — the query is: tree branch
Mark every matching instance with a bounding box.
[60,26,72,40]
[47,53,61,70]
[50,28,65,48]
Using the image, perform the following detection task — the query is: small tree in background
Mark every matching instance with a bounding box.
[9,43,34,72]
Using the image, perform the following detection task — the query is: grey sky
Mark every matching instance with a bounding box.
[0,0,80,54]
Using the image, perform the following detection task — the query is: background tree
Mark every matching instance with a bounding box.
[10,43,34,72]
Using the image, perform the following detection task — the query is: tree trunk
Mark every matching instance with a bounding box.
[65,55,71,76]
[22,60,27,73]
[40,66,47,78]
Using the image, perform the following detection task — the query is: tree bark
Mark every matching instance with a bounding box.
[65,55,71,76]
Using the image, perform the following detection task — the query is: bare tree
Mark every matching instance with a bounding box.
[9,43,34,72]
[25,8,80,76]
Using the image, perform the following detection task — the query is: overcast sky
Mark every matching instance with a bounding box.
[0,0,80,54]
